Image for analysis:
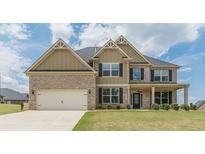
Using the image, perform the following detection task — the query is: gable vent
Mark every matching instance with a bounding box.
[116,35,128,45]
[54,40,66,48]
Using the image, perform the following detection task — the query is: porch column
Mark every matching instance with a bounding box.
[184,86,189,105]
[151,87,155,104]
[128,85,130,104]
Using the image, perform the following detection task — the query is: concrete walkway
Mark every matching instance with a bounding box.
[0,111,85,131]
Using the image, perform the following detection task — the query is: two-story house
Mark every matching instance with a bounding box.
[25,35,189,110]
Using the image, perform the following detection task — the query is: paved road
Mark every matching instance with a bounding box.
[0,111,85,131]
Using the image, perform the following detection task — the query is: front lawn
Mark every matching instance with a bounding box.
[0,104,28,115]
[73,110,205,131]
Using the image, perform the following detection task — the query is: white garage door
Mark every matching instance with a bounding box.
[36,89,87,110]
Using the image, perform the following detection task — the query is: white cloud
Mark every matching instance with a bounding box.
[75,24,127,49]
[171,52,205,66]
[179,67,192,72]
[49,24,75,43]
[75,23,205,57]
[178,77,192,83]
[0,41,31,93]
[0,24,30,40]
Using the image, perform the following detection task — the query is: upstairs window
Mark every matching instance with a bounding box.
[154,70,169,82]
[102,63,119,77]
[133,68,141,80]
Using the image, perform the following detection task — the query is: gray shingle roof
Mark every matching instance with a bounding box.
[76,47,101,62]
[144,55,179,67]
[76,47,179,67]
[0,88,28,101]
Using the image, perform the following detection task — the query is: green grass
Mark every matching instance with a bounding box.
[0,104,28,115]
[73,110,205,131]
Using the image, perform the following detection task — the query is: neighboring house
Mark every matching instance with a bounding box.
[0,88,28,104]
[195,100,205,110]
[25,35,189,110]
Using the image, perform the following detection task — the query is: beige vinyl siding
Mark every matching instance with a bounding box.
[118,44,148,63]
[94,48,129,84]
[33,49,90,71]
[97,48,125,62]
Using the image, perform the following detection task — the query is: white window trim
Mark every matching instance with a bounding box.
[132,68,141,81]
[102,88,120,104]
[155,91,170,105]
[153,70,169,82]
[102,63,120,77]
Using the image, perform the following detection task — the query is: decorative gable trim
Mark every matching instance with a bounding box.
[116,35,128,45]
[92,39,131,59]
[104,40,118,48]
[115,35,151,64]
[25,39,96,74]
[54,40,67,49]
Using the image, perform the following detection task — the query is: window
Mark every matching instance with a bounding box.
[102,63,119,77]
[162,92,169,104]
[154,70,161,81]
[162,70,169,81]
[102,88,119,104]
[111,64,119,76]
[154,70,169,82]
[112,88,119,103]
[154,92,170,104]
[102,64,110,76]
[102,88,110,103]
[133,68,141,80]
[154,92,161,105]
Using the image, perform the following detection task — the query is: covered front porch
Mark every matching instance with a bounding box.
[129,83,190,109]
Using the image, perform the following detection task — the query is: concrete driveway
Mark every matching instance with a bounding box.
[0,111,85,131]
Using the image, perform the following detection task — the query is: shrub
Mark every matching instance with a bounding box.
[190,103,197,110]
[181,104,190,111]
[163,104,171,110]
[96,105,102,109]
[116,105,121,110]
[171,103,180,111]
[152,104,160,110]
[107,105,112,109]
[159,104,164,109]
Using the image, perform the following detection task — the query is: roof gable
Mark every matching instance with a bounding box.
[92,39,131,59]
[115,35,151,64]
[26,39,96,73]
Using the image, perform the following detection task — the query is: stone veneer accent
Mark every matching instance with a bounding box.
[96,86,129,108]
[29,74,96,110]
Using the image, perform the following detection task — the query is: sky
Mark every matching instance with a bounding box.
[0,23,204,103]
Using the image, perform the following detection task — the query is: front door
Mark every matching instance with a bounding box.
[133,93,140,109]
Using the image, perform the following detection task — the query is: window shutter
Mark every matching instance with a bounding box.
[169,91,172,104]
[130,68,133,80]
[141,68,144,80]
[119,63,123,77]
[99,63,102,76]
[169,70,172,81]
[120,88,123,104]
[151,70,154,81]
[99,88,102,104]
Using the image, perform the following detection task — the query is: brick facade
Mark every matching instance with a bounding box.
[29,74,96,110]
